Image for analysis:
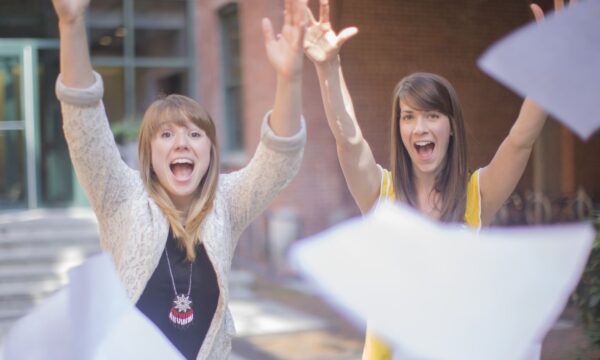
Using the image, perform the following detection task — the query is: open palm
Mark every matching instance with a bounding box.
[51,0,90,23]
[262,0,307,81]
[530,0,576,22]
[303,0,357,64]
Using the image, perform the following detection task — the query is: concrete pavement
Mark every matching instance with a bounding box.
[0,209,596,359]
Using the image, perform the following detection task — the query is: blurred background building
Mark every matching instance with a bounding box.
[0,0,598,281]
[1,0,598,231]
[1,0,598,357]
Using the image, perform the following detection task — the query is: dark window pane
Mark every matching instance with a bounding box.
[0,130,26,207]
[0,55,22,122]
[90,0,125,57]
[39,49,73,206]
[0,1,57,38]
[96,67,126,123]
[134,0,187,58]
[219,3,243,152]
[135,67,188,115]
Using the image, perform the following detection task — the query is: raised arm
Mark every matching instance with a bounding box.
[478,0,573,225]
[304,0,380,213]
[52,0,94,88]
[52,0,140,235]
[262,0,307,136]
[221,0,308,239]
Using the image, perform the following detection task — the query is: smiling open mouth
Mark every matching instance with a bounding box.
[170,159,195,179]
[414,141,435,157]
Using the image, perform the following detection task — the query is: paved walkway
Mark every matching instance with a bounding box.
[227,268,597,360]
[228,271,363,360]
[0,268,595,360]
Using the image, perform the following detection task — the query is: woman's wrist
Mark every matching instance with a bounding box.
[315,56,341,75]
[276,74,302,87]
[58,14,86,29]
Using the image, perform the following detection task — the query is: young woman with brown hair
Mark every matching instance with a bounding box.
[302,0,566,358]
[51,0,308,357]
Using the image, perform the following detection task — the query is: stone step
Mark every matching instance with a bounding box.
[1,318,16,338]
[0,267,68,285]
[0,208,97,232]
[0,220,96,233]
[0,279,65,301]
[0,244,101,265]
[0,307,29,323]
[0,229,99,247]
[0,261,84,283]
[0,296,41,312]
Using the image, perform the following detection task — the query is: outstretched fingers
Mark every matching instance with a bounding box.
[284,0,292,26]
[262,18,276,45]
[336,27,358,48]
[293,0,308,27]
[320,0,330,24]
[531,0,575,23]
[554,0,565,11]
[305,5,318,25]
[529,3,545,22]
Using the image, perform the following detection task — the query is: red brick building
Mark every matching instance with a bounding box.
[195,0,600,263]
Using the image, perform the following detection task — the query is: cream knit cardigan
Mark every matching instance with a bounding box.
[56,72,306,359]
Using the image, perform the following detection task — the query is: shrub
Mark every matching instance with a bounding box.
[111,119,141,145]
[573,211,600,352]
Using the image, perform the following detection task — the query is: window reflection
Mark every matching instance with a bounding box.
[0,56,22,122]
[134,0,187,58]
[135,67,188,115]
[0,131,26,206]
[90,0,125,57]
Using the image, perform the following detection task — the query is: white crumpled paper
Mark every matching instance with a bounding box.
[291,203,594,360]
[3,253,183,360]
[478,0,600,140]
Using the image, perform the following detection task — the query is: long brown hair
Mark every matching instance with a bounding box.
[138,94,220,261]
[390,72,468,222]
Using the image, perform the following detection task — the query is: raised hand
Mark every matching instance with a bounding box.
[52,0,94,87]
[530,0,577,22]
[303,0,357,64]
[51,0,90,24]
[262,0,308,81]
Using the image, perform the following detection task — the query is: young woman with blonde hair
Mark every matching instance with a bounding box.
[51,0,308,357]
[302,0,567,358]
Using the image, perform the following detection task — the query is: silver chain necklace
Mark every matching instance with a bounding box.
[165,247,194,328]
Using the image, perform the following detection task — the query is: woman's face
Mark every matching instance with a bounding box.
[399,101,452,178]
[151,117,212,211]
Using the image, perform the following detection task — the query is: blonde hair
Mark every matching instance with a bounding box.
[390,72,468,222]
[138,94,220,261]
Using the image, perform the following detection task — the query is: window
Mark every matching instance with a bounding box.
[219,3,243,153]
[89,0,195,125]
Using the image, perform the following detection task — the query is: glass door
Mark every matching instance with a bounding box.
[0,39,76,209]
[0,44,36,208]
[38,47,75,206]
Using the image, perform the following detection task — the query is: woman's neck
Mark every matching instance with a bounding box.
[413,173,442,220]
[171,197,191,219]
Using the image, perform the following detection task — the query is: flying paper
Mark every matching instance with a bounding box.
[291,203,594,360]
[3,253,183,360]
[478,0,600,140]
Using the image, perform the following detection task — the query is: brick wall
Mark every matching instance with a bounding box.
[196,0,600,251]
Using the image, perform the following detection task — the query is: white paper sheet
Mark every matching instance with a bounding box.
[291,203,594,360]
[3,253,183,360]
[478,0,600,140]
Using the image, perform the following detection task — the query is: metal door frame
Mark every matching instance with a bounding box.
[0,39,59,208]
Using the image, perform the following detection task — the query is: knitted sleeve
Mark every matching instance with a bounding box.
[55,72,142,251]
[219,112,306,245]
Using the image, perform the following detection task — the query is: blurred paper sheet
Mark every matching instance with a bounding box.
[478,0,600,140]
[291,203,594,360]
[4,253,183,360]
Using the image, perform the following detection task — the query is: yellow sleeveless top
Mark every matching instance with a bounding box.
[362,168,481,359]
